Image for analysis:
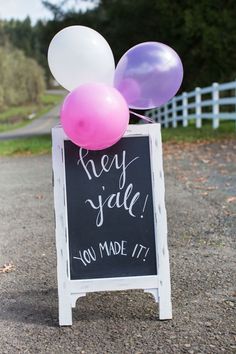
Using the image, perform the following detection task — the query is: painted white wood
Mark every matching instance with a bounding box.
[182,92,188,127]
[172,98,177,128]
[164,105,169,128]
[70,275,159,294]
[185,90,196,98]
[71,293,86,308]
[146,80,236,129]
[52,127,72,326]
[218,97,236,105]
[156,109,159,122]
[218,80,236,91]
[52,124,172,325]
[195,87,202,128]
[212,82,219,129]
[149,125,172,319]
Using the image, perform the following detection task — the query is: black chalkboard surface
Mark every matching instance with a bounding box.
[64,137,157,280]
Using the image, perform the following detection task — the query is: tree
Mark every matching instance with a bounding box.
[42,0,98,19]
[0,45,45,110]
[1,1,236,91]
[41,0,236,90]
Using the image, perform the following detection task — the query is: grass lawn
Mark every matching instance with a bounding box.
[161,120,236,142]
[0,93,63,133]
[0,120,235,157]
[0,135,52,156]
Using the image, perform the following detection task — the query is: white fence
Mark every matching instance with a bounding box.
[146,80,236,129]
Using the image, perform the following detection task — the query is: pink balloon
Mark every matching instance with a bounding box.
[60,83,130,150]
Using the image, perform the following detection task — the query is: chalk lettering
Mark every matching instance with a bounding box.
[99,241,128,258]
[73,247,96,266]
[77,148,139,189]
[132,244,149,260]
[121,240,127,256]
[85,183,140,227]
[73,250,87,266]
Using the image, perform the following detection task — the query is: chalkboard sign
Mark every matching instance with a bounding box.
[65,136,157,280]
[52,124,171,326]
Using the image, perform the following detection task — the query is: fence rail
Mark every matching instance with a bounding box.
[146,80,236,128]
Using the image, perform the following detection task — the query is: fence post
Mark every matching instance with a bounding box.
[151,109,156,123]
[164,104,168,128]
[157,109,161,124]
[159,108,163,126]
[153,109,156,123]
[183,92,188,127]
[154,109,157,123]
[172,98,177,128]
[153,109,158,123]
[212,82,219,129]
[195,87,202,128]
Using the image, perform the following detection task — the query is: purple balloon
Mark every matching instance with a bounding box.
[114,42,183,109]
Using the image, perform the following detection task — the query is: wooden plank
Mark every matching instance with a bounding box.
[70,275,159,293]
[52,126,73,326]
[218,81,236,91]
[149,125,172,319]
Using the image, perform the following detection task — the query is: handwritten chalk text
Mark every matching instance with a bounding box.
[73,241,150,267]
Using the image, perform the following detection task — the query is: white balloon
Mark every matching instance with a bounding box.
[47,26,115,91]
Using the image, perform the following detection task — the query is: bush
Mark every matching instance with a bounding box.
[0,45,45,110]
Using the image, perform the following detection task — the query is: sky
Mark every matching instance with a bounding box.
[0,0,94,24]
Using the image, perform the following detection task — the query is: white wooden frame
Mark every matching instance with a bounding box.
[52,124,172,326]
[147,80,236,129]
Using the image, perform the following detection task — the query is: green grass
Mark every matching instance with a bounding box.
[0,135,52,156]
[40,93,63,106]
[161,120,236,142]
[0,93,63,133]
[0,120,235,157]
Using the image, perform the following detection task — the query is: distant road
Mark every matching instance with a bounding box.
[0,90,66,140]
[45,89,67,96]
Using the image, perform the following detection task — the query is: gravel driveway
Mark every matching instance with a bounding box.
[0,140,235,354]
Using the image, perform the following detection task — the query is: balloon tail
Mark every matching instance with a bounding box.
[130,110,155,124]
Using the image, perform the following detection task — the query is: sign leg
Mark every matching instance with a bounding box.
[144,288,172,319]
[58,295,72,326]
[158,278,172,320]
